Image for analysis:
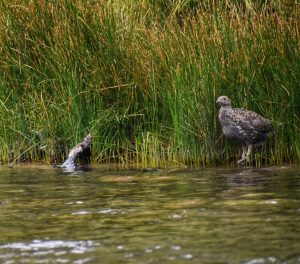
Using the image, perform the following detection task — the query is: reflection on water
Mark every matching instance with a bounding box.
[0,240,97,263]
[0,165,299,264]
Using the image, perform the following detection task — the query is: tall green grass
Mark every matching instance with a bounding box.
[0,0,299,166]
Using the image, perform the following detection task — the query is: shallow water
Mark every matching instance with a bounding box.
[0,165,299,264]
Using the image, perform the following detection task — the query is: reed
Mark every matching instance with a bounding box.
[0,0,299,166]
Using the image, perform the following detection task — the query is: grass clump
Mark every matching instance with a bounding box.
[0,0,299,167]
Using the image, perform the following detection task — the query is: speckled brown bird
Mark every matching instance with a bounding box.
[216,96,272,165]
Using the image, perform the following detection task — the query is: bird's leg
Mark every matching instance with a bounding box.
[245,144,253,162]
[237,157,245,165]
[237,145,247,165]
[237,145,251,166]
[241,145,247,159]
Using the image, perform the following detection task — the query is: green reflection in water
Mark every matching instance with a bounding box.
[0,166,299,264]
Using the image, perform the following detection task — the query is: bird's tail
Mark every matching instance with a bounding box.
[268,121,284,135]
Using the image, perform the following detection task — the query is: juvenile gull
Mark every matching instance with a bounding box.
[216,96,272,165]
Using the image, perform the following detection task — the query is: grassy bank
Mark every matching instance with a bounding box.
[0,0,299,167]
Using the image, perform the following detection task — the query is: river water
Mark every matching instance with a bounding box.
[0,165,299,264]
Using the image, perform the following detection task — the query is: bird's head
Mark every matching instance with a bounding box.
[216,96,231,107]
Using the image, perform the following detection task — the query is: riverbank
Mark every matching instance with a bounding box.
[0,1,299,166]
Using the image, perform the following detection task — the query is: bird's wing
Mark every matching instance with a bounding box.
[232,108,272,132]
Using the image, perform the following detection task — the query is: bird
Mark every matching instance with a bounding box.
[216,95,272,165]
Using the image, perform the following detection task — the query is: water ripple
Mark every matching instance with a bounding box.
[242,256,278,264]
[97,208,126,215]
[0,240,100,259]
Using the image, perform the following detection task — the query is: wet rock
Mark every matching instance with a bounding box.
[60,134,92,169]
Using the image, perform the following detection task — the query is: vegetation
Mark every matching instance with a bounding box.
[0,0,299,167]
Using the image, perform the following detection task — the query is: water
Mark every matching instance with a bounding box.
[0,165,299,264]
